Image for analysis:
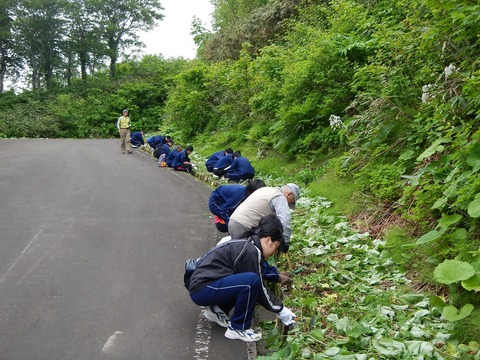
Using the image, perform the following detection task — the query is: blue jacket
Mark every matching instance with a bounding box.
[172,150,190,168]
[159,142,171,156]
[214,153,233,170]
[208,184,247,222]
[130,132,144,146]
[205,150,225,172]
[166,149,179,167]
[227,157,255,177]
[147,135,165,149]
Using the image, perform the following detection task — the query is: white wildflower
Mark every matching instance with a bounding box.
[444,64,458,79]
[421,84,435,103]
[329,114,344,130]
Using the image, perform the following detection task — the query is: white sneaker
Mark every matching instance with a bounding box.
[225,326,262,342]
[203,306,230,328]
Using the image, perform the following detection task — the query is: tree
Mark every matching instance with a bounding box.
[15,0,67,90]
[89,0,164,78]
[0,0,20,93]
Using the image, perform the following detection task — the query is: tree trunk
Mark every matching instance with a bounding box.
[0,57,6,93]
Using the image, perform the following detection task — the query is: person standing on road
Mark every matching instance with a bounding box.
[187,215,296,342]
[228,183,300,250]
[117,109,132,154]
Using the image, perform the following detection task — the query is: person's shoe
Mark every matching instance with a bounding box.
[122,151,125,154]
[203,306,230,328]
[225,326,261,342]
[127,150,132,154]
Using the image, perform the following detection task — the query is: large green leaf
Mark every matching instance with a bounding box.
[416,138,449,161]
[429,295,446,309]
[415,228,446,245]
[467,193,480,218]
[405,341,434,357]
[437,214,463,228]
[373,338,405,356]
[433,260,475,284]
[466,145,480,172]
[461,274,480,292]
[443,304,474,322]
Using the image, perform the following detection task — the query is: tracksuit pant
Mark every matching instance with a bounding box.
[190,272,261,330]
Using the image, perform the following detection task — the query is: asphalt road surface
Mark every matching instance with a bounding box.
[0,139,252,360]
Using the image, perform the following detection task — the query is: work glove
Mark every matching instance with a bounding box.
[277,306,296,326]
[279,272,293,285]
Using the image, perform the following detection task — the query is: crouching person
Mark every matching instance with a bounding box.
[186,215,296,342]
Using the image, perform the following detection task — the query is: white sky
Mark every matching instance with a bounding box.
[138,0,214,59]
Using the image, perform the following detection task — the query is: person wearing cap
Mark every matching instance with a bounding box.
[187,214,296,342]
[116,109,132,154]
[228,183,300,249]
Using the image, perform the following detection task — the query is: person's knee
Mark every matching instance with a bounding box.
[243,272,261,287]
[215,222,228,232]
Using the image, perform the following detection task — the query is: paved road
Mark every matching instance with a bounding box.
[0,139,250,360]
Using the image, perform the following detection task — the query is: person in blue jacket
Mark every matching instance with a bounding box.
[225,151,255,182]
[130,130,144,148]
[157,139,173,166]
[209,179,266,232]
[205,148,233,172]
[172,145,195,174]
[146,134,164,150]
[213,152,234,178]
[166,145,182,167]
[186,214,296,342]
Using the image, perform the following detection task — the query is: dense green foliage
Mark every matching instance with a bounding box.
[2,0,480,356]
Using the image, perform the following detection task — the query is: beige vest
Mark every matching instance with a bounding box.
[230,187,283,229]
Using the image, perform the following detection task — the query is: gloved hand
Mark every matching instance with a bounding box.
[279,272,293,285]
[277,306,296,326]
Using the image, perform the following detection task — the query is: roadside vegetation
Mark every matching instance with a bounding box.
[1,0,479,357]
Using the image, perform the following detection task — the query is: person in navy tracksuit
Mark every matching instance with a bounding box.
[172,145,194,174]
[225,151,255,182]
[147,135,165,150]
[213,152,234,178]
[130,131,144,147]
[157,139,173,166]
[187,215,296,343]
[205,148,233,172]
[166,145,182,167]
[209,179,265,232]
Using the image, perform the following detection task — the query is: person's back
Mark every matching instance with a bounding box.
[213,153,234,178]
[147,135,164,150]
[205,150,225,172]
[130,131,144,147]
[167,146,181,167]
[230,187,282,230]
[226,155,255,182]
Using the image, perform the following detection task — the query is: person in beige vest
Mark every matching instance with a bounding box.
[228,183,300,250]
[116,109,132,154]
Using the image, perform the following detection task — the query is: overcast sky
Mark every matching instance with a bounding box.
[138,0,214,59]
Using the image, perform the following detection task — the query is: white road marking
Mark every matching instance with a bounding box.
[194,309,211,360]
[102,331,123,353]
[0,228,44,285]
